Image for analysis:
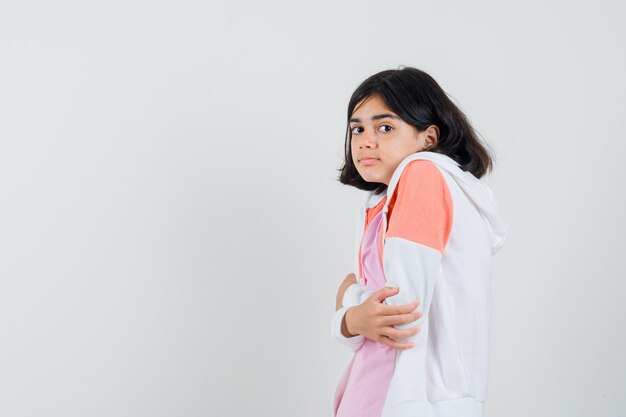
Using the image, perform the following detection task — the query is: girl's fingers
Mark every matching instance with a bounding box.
[391,325,420,340]
[380,323,420,342]
[374,286,399,303]
[379,335,414,350]
[379,311,423,326]
[382,300,421,315]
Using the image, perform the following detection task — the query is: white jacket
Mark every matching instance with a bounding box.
[330,151,509,417]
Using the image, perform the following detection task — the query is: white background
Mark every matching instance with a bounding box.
[1,1,624,416]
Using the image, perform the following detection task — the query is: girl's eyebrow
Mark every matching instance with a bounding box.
[350,113,400,123]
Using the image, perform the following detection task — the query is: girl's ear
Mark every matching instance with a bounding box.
[425,124,440,148]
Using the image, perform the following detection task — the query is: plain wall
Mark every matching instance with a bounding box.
[1,0,624,416]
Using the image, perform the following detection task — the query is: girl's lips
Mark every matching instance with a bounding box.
[360,158,379,165]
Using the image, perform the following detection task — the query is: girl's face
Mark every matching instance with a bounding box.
[350,94,438,185]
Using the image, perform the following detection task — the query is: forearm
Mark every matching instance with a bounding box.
[340,307,358,337]
[331,282,368,348]
[330,305,365,351]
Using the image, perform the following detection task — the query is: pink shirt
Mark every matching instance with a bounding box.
[335,207,396,417]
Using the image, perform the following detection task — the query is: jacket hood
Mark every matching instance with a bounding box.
[370,151,509,255]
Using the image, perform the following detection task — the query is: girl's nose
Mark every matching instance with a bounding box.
[357,130,376,149]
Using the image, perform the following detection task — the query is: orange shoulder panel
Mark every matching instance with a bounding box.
[385,159,453,254]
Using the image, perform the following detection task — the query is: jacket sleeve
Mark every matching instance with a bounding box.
[381,159,453,348]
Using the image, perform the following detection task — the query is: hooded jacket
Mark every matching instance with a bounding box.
[330,151,509,417]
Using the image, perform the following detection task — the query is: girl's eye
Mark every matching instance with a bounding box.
[350,125,392,135]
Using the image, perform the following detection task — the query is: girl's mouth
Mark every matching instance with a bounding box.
[360,158,379,165]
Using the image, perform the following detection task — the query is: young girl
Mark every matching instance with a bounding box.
[330,66,509,417]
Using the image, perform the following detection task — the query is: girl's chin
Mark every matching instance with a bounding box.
[362,175,387,185]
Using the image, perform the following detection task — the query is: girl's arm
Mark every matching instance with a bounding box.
[331,306,366,351]
[383,159,452,332]
[330,272,374,351]
[376,159,454,405]
[331,276,381,351]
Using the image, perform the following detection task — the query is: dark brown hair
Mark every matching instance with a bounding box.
[337,66,495,195]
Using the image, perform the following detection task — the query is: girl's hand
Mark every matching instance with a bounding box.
[344,286,422,350]
[335,273,357,311]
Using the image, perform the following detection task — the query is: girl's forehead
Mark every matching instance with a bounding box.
[352,96,398,121]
